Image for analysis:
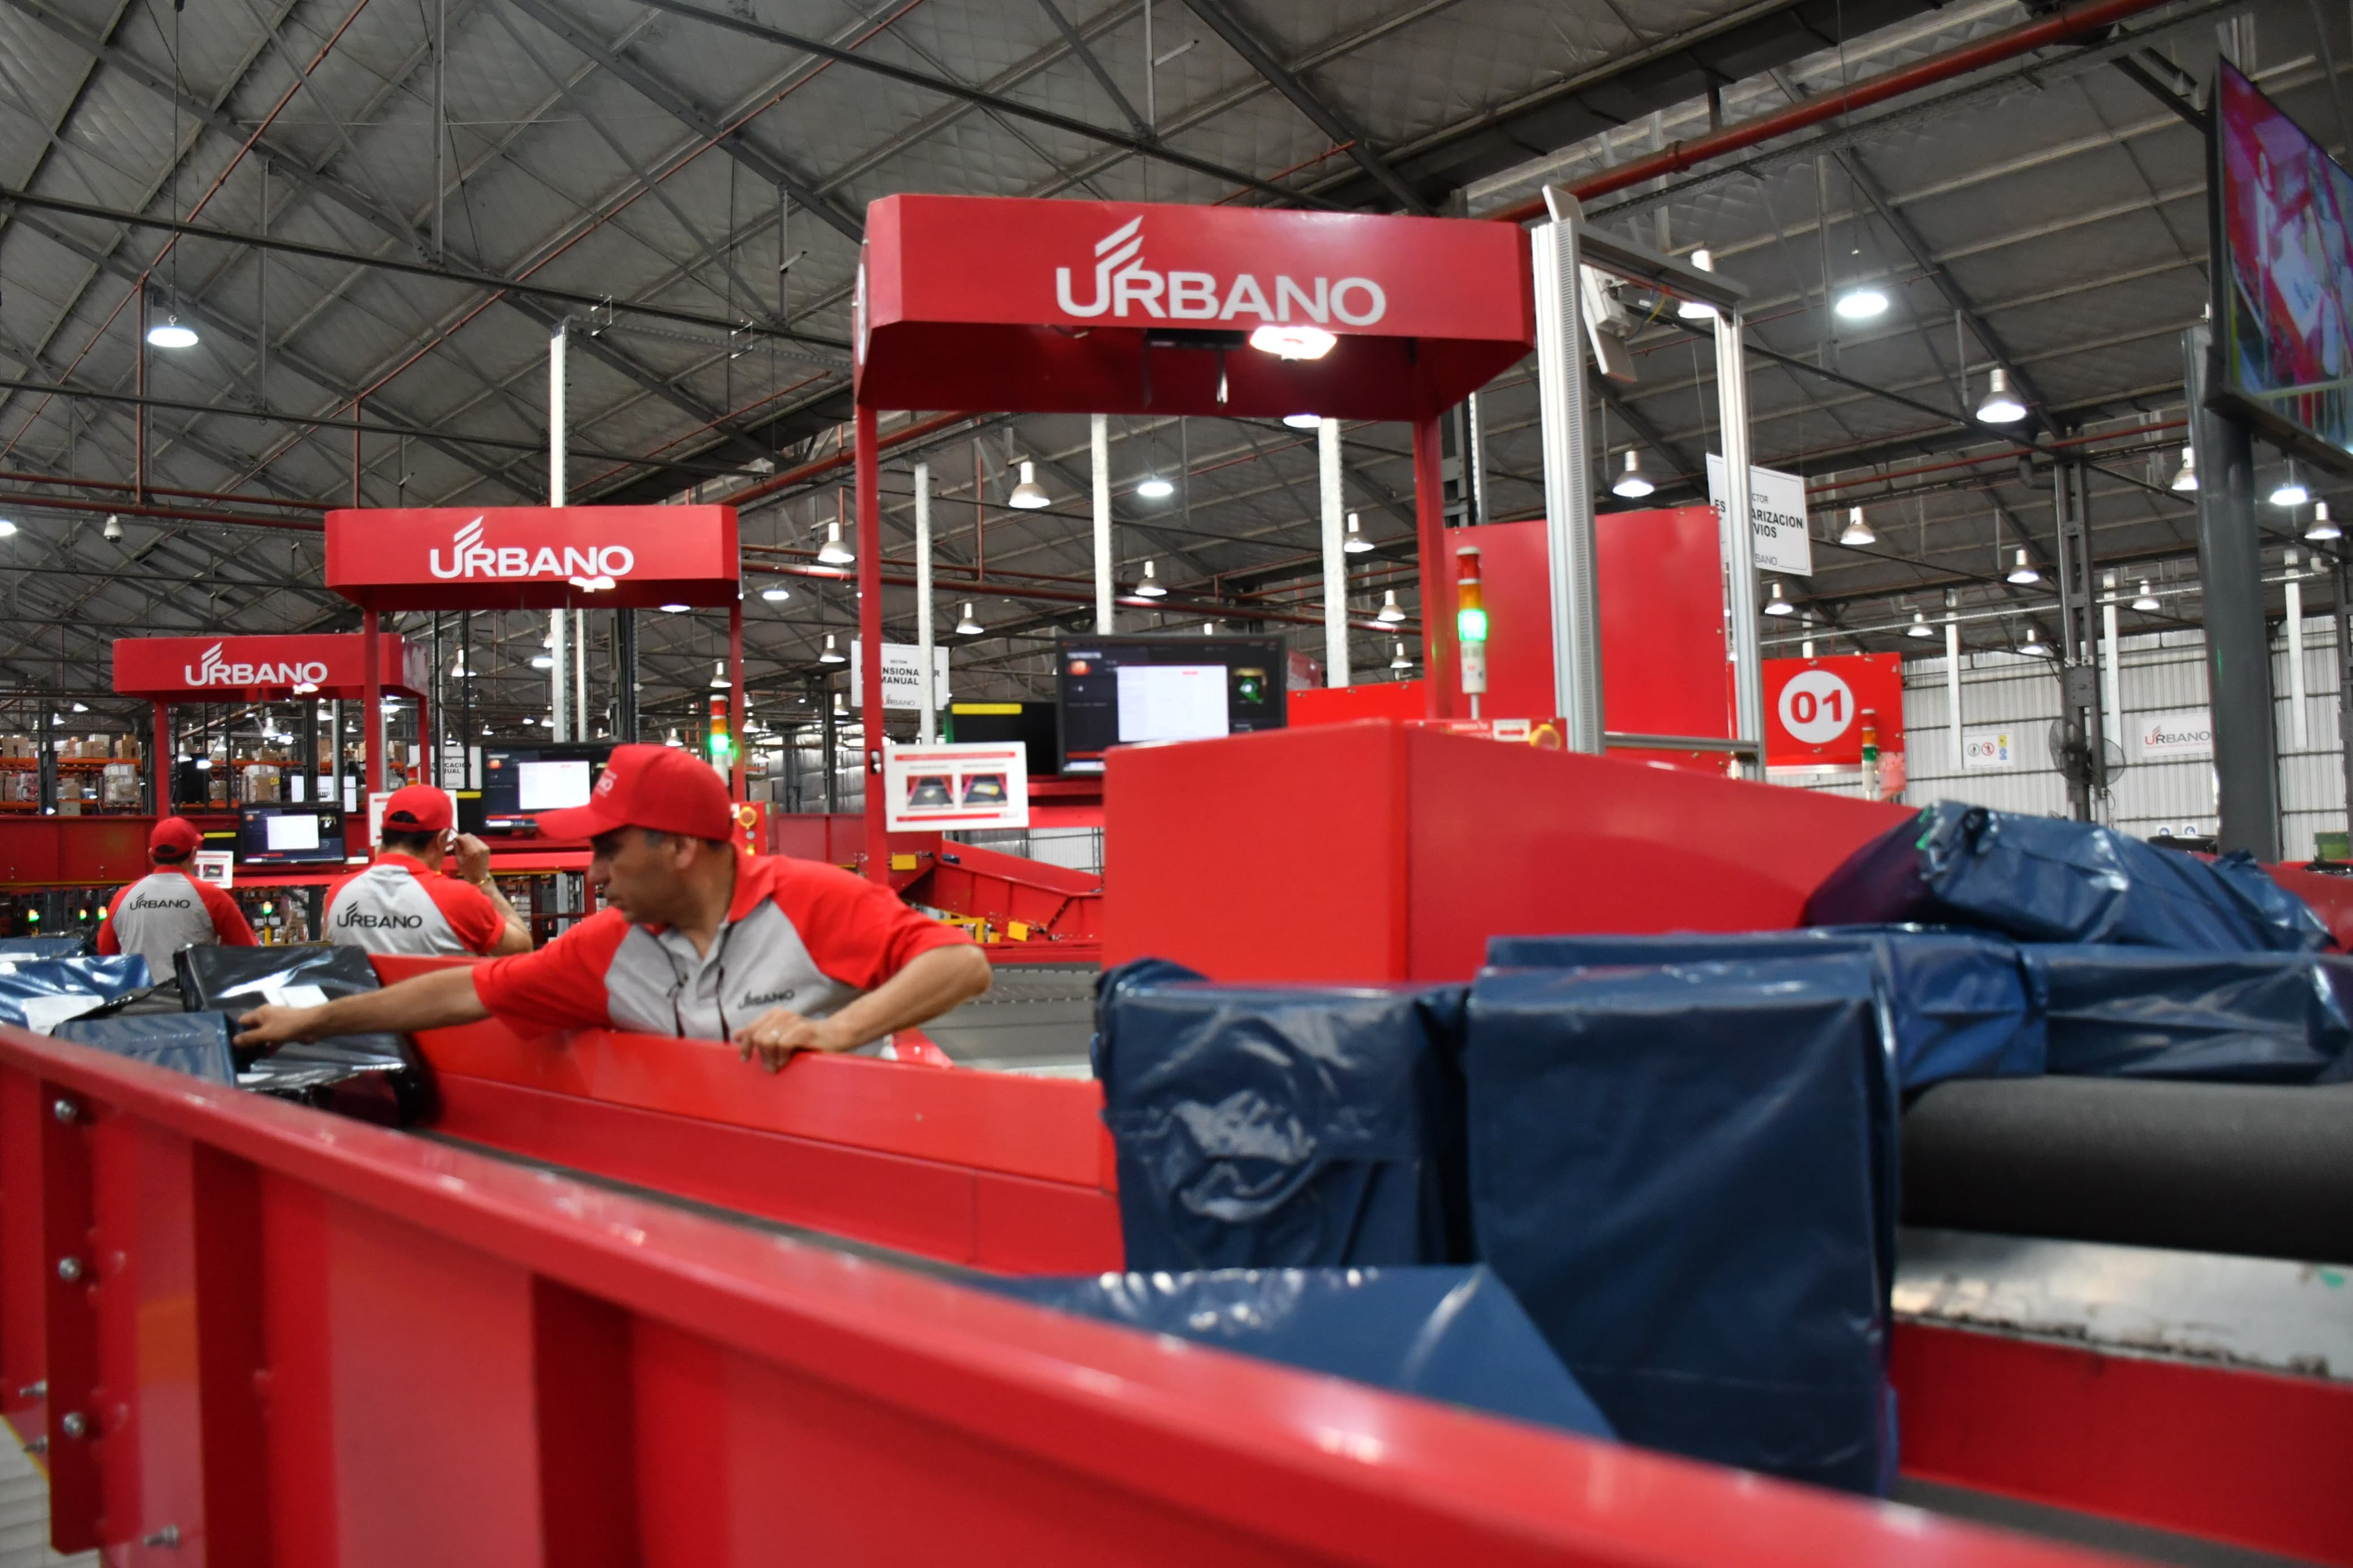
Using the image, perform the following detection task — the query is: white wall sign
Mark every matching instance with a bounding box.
[192,850,234,889]
[1706,453,1813,577]
[2137,710,2214,759]
[882,740,1028,831]
[850,640,953,711]
[1960,727,2017,769]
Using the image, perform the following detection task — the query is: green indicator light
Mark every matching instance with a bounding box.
[1457,607,1489,642]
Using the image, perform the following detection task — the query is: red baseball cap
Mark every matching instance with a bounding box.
[150,816,202,861]
[538,744,733,843]
[381,784,454,835]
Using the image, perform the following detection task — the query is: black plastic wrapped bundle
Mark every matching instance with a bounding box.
[178,945,434,1126]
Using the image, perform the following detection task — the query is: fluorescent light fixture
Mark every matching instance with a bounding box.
[761,585,790,602]
[1343,512,1372,554]
[1677,250,1718,320]
[1764,581,1795,616]
[1976,368,2026,424]
[1377,589,1406,624]
[1135,560,1167,598]
[1838,507,1876,546]
[955,603,984,635]
[711,660,729,688]
[1610,450,1654,499]
[2132,581,2160,612]
[2171,446,2197,491]
[1007,460,1052,509]
[1282,412,1321,429]
[2006,548,2040,585]
[1833,285,1888,321]
[1247,323,1336,359]
[1907,611,1934,638]
[2307,502,2341,542]
[1135,474,1175,499]
[818,633,846,664]
[2270,464,2309,507]
[817,519,855,563]
[146,316,199,349]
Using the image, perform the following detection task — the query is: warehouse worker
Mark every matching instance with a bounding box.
[234,744,990,1068]
[324,785,531,957]
[97,816,256,974]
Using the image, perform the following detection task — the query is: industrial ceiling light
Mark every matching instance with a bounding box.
[2270,464,2309,507]
[2306,501,2341,542]
[1343,512,1372,554]
[831,692,847,715]
[2019,625,2046,656]
[2171,446,2197,491]
[1007,460,1053,509]
[1282,412,1321,430]
[1610,450,1654,499]
[145,315,199,349]
[665,728,683,747]
[69,702,87,713]
[1134,473,1175,499]
[102,515,123,541]
[1201,620,1220,635]
[1907,611,1934,638]
[1838,507,1876,546]
[1377,589,1406,624]
[529,654,553,670]
[451,652,471,677]
[659,603,689,613]
[1135,560,1167,597]
[710,660,729,688]
[1390,641,1413,671]
[2132,581,2161,612]
[817,519,855,563]
[761,584,790,602]
[1976,368,2027,424]
[1833,283,1888,321]
[955,603,984,635]
[0,520,17,537]
[2006,548,2040,585]
[818,633,846,664]
[1764,581,1795,616]
[1247,323,1336,360]
[1677,250,1718,320]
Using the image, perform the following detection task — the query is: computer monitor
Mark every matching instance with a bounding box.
[477,744,614,834]
[1055,635,1286,774]
[235,804,349,867]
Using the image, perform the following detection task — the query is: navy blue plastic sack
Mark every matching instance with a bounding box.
[1487,926,2044,1090]
[0,937,89,959]
[53,1011,235,1084]
[1466,957,1897,1494]
[2027,945,2353,1084]
[0,955,152,1034]
[980,1264,1613,1442]
[1094,958,1469,1271]
[1805,802,2327,953]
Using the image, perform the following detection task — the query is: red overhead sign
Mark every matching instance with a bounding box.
[324,506,739,610]
[855,195,1534,420]
[113,633,429,701]
[1764,653,1906,767]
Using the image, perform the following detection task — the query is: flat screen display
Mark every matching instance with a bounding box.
[236,804,348,866]
[479,744,613,833]
[1057,636,1285,773]
[2214,62,2353,464]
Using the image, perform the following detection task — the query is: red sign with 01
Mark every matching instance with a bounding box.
[1762,653,1906,767]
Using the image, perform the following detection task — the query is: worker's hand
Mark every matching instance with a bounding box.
[736,1009,853,1073]
[234,1003,330,1050]
[453,832,493,886]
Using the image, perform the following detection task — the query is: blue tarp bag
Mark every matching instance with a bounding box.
[53,1011,235,1084]
[1805,802,2328,953]
[1466,957,1897,1494]
[2027,945,2353,1083]
[1486,926,2044,1090]
[980,1264,1614,1442]
[0,938,88,959]
[1094,958,1469,1270]
[0,955,152,1034]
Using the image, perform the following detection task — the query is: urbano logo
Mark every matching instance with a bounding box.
[2142,716,2214,751]
[183,641,330,689]
[1054,217,1388,326]
[427,517,635,585]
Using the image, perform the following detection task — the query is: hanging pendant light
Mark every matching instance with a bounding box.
[1282,412,1321,430]
[146,315,199,349]
[2019,625,2046,656]
[1907,611,1934,639]
[1134,560,1167,598]
[660,603,689,613]
[2131,581,2161,612]
[761,584,790,602]
[1677,250,1718,320]
[710,660,729,688]
[1833,283,1888,321]
[1390,641,1413,671]
[2305,501,2341,542]
[2006,548,2041,585]
[1201,620,1220,635]
[1976,368,2027,424]
[1135,473,1175,499]
[1838,507,1876,546]
[2170,445,2197,491]
[1611,450,1655,499]
[831,692,847,715]
[1007,461,1052,509]
[955,603,984,635]
[818,633,846,664]
[529,654,553,670]
[1247,324,1336,360]
[1764,581,1795,616]
[665,728,683,748]
[1377,589,1406,624]
[817,519,854,564]
[2270,463,2309,507]
[1343,513,1372,553]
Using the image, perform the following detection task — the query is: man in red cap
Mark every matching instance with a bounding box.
[97,816,256,975]
[322,784,531,957]
[235,744,990,1068]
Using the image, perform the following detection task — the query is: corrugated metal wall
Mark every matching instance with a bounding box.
[1790,621,2352,859]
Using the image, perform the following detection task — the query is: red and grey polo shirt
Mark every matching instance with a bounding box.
[473,851,971,1040]
[97,869,256,974]
[324,852,508,957]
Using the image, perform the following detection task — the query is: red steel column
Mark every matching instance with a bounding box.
[1414,413,1457,718]
[363,611,383,799]
[729,601,747,801]
[856,408,889,883]
[152,701,171,812]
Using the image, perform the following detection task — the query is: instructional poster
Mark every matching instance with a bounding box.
[882,740,1029,831]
